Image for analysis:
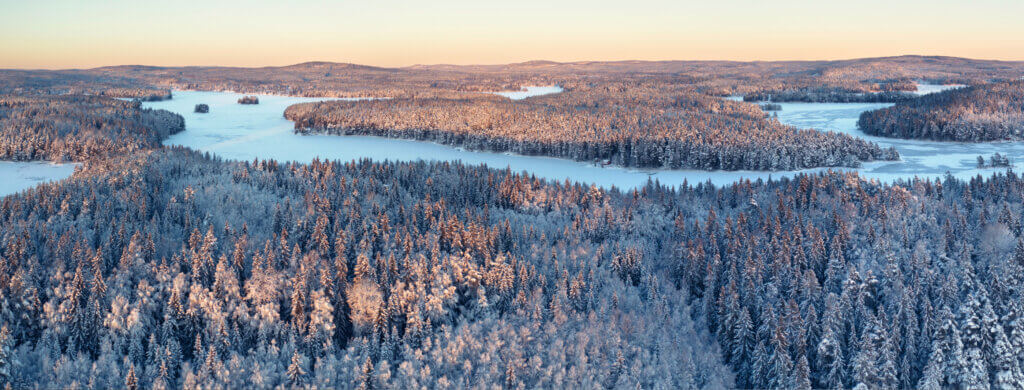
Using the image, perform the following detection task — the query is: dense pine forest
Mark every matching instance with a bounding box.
[3,147,1024,388]
[0,149,732,388]
[859,80,1024,141]
[0,95,183,161]
[285,84,898,171]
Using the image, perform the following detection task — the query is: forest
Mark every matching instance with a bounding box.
[0,95,183,161]
[5,56,1024,102]
[743,89,916,104]
[2,57,1024,388]
[858,80,1024,141]
[2,147,1024,388]
[0,149,732,388]
[285,83,898,171]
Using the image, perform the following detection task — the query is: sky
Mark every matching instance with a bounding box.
[2,0,1023,69]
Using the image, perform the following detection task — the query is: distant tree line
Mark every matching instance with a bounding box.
[100,88,173,102]
[858,80,1024,141]
[286,85,898,171]
[0,95,184,161]
[744,90,916,103]
[7,56,1023,102]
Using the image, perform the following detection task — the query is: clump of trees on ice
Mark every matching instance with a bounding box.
[978,153,1011,168]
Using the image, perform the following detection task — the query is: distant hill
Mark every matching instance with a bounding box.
[2,56,1023,99]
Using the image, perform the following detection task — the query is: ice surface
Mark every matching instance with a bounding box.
[0,161,76,197]
[0,83,997,198]
[913,83,965,95]
[771,100,1024,182]
[490,86,563,100]
[143,90,1024,190]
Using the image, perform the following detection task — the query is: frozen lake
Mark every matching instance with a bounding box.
[145,90,826,189]
[913,83,965,95]
[0,161,76,197]
[772,101,1022,182]
[1,83,1000,197]
[141,87,1021,190]
[490,86,563,100]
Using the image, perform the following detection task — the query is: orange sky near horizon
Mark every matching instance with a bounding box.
[2,0,1023,69]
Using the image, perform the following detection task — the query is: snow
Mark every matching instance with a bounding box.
[913,83,965,95]
[490,86,563,100]
[142,90,1024,191]
[0,161,76,197]
[771,100,1024,182]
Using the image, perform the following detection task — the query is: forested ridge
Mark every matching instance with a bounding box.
[0,70,172,101]
[0,95,184,161]
[286,85,898,171]
[6,56,1024,101]
[859,80,1024,141]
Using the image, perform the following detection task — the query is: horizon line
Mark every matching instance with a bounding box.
[6,54,1024,72]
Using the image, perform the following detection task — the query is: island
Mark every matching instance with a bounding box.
[858,80,1024,141]
[285,83,898,171]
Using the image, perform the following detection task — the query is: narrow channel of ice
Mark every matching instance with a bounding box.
[490,86,563,100]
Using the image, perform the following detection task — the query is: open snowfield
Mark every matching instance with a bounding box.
[0,161,76,197]
[141,85,1022,190]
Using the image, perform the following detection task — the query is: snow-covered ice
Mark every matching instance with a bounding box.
[913,83,965,95]
[0,161,76,197]
[771,100,1024,182]
[490,86,563,100]
[142,89,1024,191]
[0,82,999,198]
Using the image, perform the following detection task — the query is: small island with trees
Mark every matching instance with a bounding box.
[978,152,1012,168]
[194,103,209,113]
[237,95,260,104]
